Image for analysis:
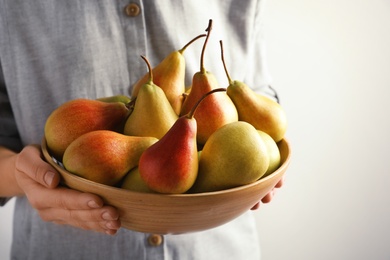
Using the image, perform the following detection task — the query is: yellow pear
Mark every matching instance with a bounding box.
[190,121,269,193]
[124,56,178,139]
[62,130,158,186]
[257,130,281,177]
[121,167,154,193]
[131,34,206,115]
[220,40,287,142]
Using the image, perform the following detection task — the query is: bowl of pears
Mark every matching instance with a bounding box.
[42,21,291,234]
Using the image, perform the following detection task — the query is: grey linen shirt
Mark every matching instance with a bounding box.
[0,1,273,259]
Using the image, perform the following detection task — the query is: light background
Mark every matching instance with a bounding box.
[1,1,390,259]
[255,0,390,259]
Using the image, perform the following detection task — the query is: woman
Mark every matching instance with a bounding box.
[0,1,283,259]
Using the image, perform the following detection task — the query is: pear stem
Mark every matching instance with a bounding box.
[140,55,153,83]
[125,97,137,110]
[200,19,213,74]
[187,88,226,119]
[179,34,207,54]
[124,97,137,116]
[219,40,233,85]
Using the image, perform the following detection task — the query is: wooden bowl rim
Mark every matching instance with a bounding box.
[41,137,291,198]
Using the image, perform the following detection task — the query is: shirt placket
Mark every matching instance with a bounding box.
[118,1,166,258]
[119,0,147,95]
[145,233,165,259]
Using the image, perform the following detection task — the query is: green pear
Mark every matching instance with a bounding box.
[62,130,158,186]
[124,56,178,139]
[190,121,269,193]
[131,34,206,115]
[44,99,130,160]
[96,95,134,133]
[257,130,281,177]
[97,94,131,105]
[220,40,287,142]
[121,167,155,193]
[180,20,238,145]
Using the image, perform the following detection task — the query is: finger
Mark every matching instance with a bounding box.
[251,177,285,210]
[274,177,285,188]
[40,206,121,234]
[261,190,274,204]
[53,218,120,235]
[25,185,104,211]
[15,145,60,189]
[250,202,260,210]
[16,163,105,211]
[40,205,119,223]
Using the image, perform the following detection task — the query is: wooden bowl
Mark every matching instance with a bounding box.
[41,138,291,235]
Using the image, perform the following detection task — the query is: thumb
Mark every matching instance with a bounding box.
[15,145,60,188]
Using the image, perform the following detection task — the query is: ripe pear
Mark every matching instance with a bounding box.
[131,34,206,115]
[190,121,269,193]
[97,94,131,105]
[44,99,130,160]
[219,40,287,142]
[139,88,226,194]
[121,167,154,193]
[63,130,158,186]
[180,20,238,145]
[124,56,178,139]
[257,130,281,177]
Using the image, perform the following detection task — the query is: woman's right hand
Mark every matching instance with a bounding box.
[14,145,121,235]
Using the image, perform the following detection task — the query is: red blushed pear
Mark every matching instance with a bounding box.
[62,130,158,186]
[139,88,227,194]
[180,19,238,146]
[131,34,206,115]
[44,99,130,160]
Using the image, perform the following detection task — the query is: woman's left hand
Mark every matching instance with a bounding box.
[250,177,285,210]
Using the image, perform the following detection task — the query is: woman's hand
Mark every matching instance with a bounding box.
[251,177,285,210]
[14,145,121,235]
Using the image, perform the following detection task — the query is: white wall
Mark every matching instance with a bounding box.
[1,1,390,259]
[254,0,390,259]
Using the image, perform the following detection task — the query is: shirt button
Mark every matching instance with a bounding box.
[124,3,140,17]
[147,234,163,246]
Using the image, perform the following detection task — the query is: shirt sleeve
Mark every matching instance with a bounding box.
[0,60,22,206]
[0,61,23,152]
[243,0,279,102]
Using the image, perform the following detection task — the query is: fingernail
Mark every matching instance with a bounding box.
[102,212,112,220]
[102,211,116,220]
[106,221,115,229]
[44,171,55,186]
[88,200,101,209]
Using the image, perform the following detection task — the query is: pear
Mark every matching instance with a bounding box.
[121,167,154,193]
[180,20,238,145]
[139,88,226,194]
[62,130,158,186]
[131,34,206,115]
[97,94,131,105]
[44,99,130,160]
[123,56,178,139]
[190,121,269,193]
[257,130,281,177]
[220,40,287,142]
